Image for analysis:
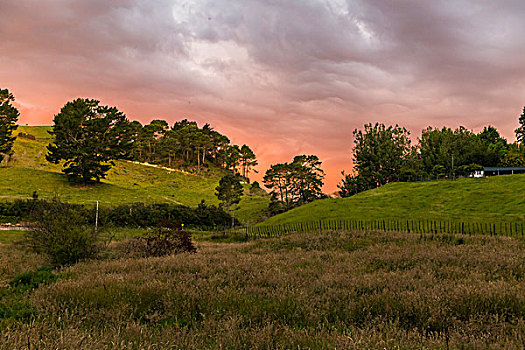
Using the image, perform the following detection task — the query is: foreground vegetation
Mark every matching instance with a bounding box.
[263,174,525,225]
[1,230,524,349]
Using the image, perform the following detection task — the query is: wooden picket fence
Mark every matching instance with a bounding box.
[221,218,525,240]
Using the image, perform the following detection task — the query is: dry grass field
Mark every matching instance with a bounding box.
[1,230,525,349]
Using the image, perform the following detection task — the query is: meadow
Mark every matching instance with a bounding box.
[1,229,524,349]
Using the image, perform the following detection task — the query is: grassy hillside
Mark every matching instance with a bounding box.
[0,126,269,224]
[263,174,525,225]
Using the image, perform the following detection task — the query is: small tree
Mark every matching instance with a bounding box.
[25,200,99,266]
[46,98,134,184]
[215,173,244,226]
[0,88,20,163]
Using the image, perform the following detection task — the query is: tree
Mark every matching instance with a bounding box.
[289,155,324,204]
[263,155,325,210]
[263,163,291,207]
[476,126,508,167]
[516,107,525,144]
[338,171,373,197]
[215,173,244,217]
[46,98,134,184]
[0,88,20,163]
[353,123,411,187]
[239,144,258,180]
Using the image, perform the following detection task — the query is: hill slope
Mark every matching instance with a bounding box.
[1,126,269,224]
[263,175,525,225]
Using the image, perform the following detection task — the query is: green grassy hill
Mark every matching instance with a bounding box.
[1,126,269,224]
[262,175,525,225]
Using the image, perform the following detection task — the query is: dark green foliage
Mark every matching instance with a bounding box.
[353,123,411,187]
[0,88,20,163]
[46,98,135,184]
[0,198,43,219]
[215,173,244,213]
[0,199,236,230]
[131,118,257,177]
[101,202,236,229]
[264,155,325,211]
[25,200,99,266]
[338,171,372,197]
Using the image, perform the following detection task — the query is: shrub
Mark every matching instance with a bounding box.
[122,222,196,257]
[25,200,99,266]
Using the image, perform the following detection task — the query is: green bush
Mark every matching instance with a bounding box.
[25,200,99,266]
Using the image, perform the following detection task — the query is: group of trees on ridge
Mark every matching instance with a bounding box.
[339,114,525,197]
[43,98,257,184]
[129,118,257,177]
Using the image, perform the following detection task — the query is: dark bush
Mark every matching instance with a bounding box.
[0,199,237,230]
[95,201,235,229]
[122,222,196,257]
[25,200,99,266]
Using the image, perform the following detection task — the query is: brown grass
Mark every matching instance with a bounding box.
[1,231,524,349]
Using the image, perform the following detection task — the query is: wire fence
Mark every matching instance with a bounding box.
[220,218,525,240]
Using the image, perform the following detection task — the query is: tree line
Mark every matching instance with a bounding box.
[339,112,525,197]
[41,98,257,184]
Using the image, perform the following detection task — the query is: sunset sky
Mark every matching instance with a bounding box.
[1,0,525,191]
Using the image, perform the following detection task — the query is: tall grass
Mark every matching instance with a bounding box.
[1,230,524,349]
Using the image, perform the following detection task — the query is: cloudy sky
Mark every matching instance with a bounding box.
[1,0,525,190]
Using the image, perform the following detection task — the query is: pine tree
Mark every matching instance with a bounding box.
[0,88,20,163]
[46,98,134,184]
[239,144,258,180]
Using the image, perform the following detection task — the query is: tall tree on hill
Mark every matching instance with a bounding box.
[0,88,20,163]
[353,123,411,186]
[289,155,324,204]
[476,126,508,167]
[516,107,525,144]
[143,120,169,162]
[263,163,291,207]
[46,98,134,184]
[263,155,325,211]
[239,144,258,181]
[224,145,241,172]
[215,173,244,223]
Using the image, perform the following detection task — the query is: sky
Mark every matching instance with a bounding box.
[1,0,525,191]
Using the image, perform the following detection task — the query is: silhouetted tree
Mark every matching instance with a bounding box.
[0,88,20,163]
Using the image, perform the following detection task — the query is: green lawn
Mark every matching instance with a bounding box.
[0,126,270,223]
[262,174,525,225]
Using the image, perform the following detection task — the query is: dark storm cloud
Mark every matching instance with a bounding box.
[1,0,525,190]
